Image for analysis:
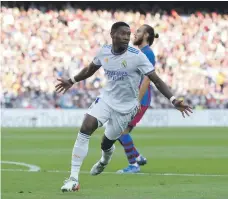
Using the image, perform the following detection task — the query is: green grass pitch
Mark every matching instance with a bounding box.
[1,127,228,199]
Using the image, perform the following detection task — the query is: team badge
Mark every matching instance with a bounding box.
[121,60,127,67]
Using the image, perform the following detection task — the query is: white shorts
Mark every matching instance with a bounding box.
[87,97,138,140]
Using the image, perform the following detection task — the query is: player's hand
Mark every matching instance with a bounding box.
[55,78,73,94]
[172,100,193,118]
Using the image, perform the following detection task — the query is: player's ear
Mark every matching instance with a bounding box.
[110,31,114,39]
[144,32,149,40]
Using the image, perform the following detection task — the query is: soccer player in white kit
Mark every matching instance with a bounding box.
[55,22,192,192]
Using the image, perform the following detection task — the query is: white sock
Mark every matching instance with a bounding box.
[70,132,90,181]
[100,145,115,165]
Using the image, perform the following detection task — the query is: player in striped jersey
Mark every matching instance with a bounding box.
[117,25,159,173]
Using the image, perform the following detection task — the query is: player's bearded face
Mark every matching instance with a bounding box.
[133,36,143,46]
[133,28,144,46]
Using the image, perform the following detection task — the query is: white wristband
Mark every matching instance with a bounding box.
[70,76,77,84]
[170,96,176,103]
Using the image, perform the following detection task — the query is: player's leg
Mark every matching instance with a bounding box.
[61,113,98,192]
[118,126,137,164]
[70,114,98,179]
[119,126,147,166]
[91,106,138,175]
[90,116,118,175]
[118,126,139,162]
[117,106,148,173]
[61,97,110,192]
[90,134,116,175]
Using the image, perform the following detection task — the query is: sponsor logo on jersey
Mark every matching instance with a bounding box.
[104,69,128,81]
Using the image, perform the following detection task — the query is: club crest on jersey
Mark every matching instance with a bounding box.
[121,60,127,67]
[104,58,109,63]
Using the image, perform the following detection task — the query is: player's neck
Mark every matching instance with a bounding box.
[111,45,127,55]
[138,42,149,50]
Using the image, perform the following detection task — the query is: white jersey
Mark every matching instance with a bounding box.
[92,44,155,113]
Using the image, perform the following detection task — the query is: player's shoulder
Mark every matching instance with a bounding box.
[99,44,112,54]
[146,48,155,58]
[148,48,155,56]
[102,44,112,50]
[142,46,155,59]
[142,45,154,54]
[127,45,140,54]
[97,44,112,56]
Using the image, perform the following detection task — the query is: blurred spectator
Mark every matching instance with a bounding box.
[0,5,227,109]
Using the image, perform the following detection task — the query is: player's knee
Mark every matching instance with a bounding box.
[122,126,131,134]
[127,126,134,133]
[80,114,98,135]
[118,137,123,145]
[101,135,116,151]
[118,134,127,144]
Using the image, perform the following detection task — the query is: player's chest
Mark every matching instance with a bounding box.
[101,55,136,72]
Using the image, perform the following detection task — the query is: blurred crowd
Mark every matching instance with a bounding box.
[1,5,228,109]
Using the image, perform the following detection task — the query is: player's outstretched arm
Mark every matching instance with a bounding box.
[147,71,193,117]
[55,62,101,94]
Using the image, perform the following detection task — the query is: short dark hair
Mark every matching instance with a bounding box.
[143,24,159,46]
[111,22,130,33]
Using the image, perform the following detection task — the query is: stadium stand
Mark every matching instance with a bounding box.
[1,2,227,109]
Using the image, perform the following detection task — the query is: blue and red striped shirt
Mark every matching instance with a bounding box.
[140,45,156,106]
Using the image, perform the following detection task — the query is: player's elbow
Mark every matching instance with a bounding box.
[86,63,100,77]
[85,67,96,78]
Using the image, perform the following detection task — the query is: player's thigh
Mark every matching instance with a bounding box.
[128,105,149,127]
[104,118,122,141]
[82,97,111,134]
[105,107,138,140]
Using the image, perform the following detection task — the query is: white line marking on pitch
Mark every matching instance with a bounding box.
[1,168,228,177]
[1,161,40,172]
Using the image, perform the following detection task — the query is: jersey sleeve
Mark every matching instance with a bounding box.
[137,51,155,75]
[92,47,103,67]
